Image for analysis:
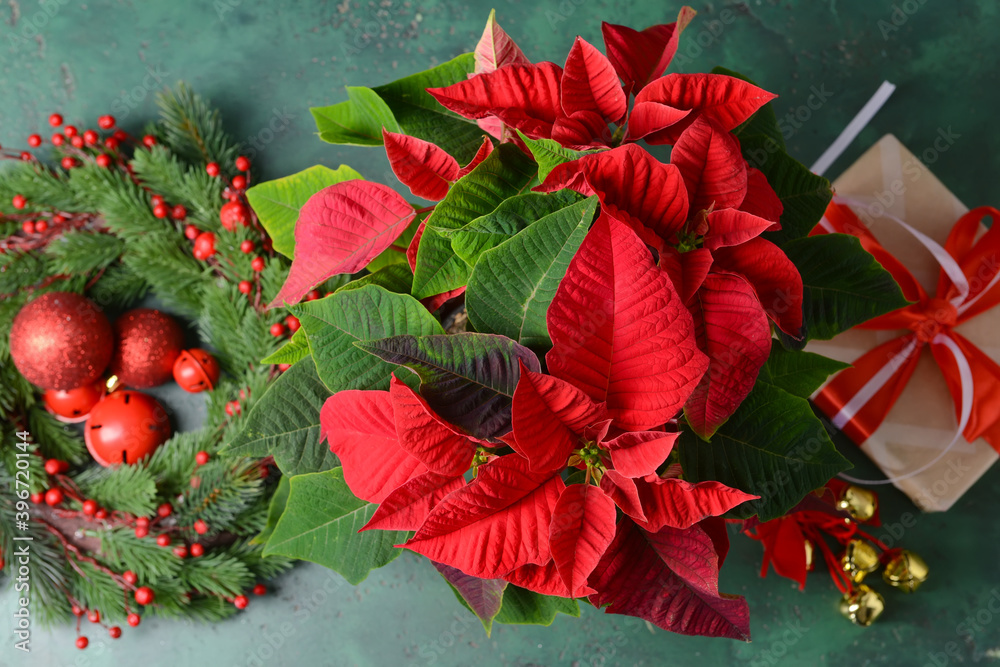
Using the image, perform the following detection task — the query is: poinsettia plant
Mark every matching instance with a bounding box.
[225,7,910,641]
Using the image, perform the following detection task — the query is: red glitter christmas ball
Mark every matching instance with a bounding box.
[111,309,185,388]
[84,390,171,466]
[9,292,113,390]
[43,381,106,423]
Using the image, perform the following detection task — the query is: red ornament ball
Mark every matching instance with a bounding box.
[172,348,220,393]
[111,309,184,388]
[220,200,251,231]
[84,390,171,466]
[9,292,113,390]
[193,231,217,261]
[133,586,154,605]
[43,381,105,422]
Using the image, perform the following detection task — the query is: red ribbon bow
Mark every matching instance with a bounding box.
[813,202,1000,453]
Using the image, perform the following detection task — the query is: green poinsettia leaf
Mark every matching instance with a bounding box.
[493,585,580,626]
[757,340,849,398]
[782,233,910,347]
[292,285,443,393]
[373,53,485,164]
[220,357,337,476]
[517,131,598,181]
[365,214,422,273]
[336,263,414,296]
[412,144,537,299]
[679,382,852,522]
[263,468,406,584]
[450,190,584,266]
[466,196,597,349]
[311,86,400,146]
[260,328,311,366]
[355,332,540,439]
[245,164,364,259]
[252,475,290,545]
[739,135,832,247]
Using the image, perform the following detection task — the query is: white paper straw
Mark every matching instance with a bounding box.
[810,80,896,176]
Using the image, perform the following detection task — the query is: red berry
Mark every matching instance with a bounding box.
[195,451,210,465]
[134,525,149,538]
[190,542,205,557]
[278,363,291,372]
[83,129,99,145]
[184,224,200,240]
[27,134,42,147]
[51,133,65,146]
[94,508,108,520]
[193,519,208,535]
[35,220,48,233]
[134,586,154,605]
[151,194,165,207]
[225,401,242,417]
[123,570,138,585]
[305,290,322,301]
[231,175,247,190]
[142,135,157,148]
[238,280,253,295]
[270,323,286,337]
[234,595,249,610]
[98,115,116,129]
[44,459,62,475]
[193,231,217,261]
[81,499,98,516]
[109,626,122,639]
[12,194,26,209]
[64,125,78,137]
[19,151,31,161]
[52,214,66,225]
[76,636,89,650]
[30,492,45,504]
[104,136,119,150]
[136,516,150,528]
[253,583,267,596]
[173,545,188,558]
[113,129,128,141]
[45,488,64,506]
[219,200,251,231]
[127,613,141,627]
[157,502,173,518]
[285,315,300,332]
[206,162,220,177]
[156,534,171,547]
[240,240,254,254]
[172,204,187,220]
[87,609,100,623]
[70,135,85,149]
[235,156,251,172]
[21,221,36,235]
[251,256,265,272]
[61,156,76,169]
[96,154,112,168]
[72,604,85,617]
[49,113,63,127]
[153,203,169,218]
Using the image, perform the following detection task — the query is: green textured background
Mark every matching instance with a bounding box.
[3,1,1000,665]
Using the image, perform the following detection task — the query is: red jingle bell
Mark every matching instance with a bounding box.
[172,349,220,393]
[111,309,185,388]
[43,381,106,423]
[219,200,250,232]
[84,390,171,466]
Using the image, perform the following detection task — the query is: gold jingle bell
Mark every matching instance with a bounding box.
[836,485,878,522]
[840,538,880,583]
[882,550,929,593]
[839,584,885,627]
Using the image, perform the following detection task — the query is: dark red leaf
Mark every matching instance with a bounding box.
[363,471,465,532]
[624,102,692,143]
[659,247,714,306]
[503,559,596,598]
[703,209,774,251]
[383,130,459,201]
[599,470,647,523]
[320,390,426,503]
[561,37,627,124]
[699,516,731,568]
[404,455,564,578]
[546,212,708,431]
[474,9,530,74]
[671,117,747,213]
[588,519,751,640]
[456,136,495,178]
[632,475,758,531]
[712,237,803,337]
[551,110,612,149]
[601,7,697,95]
[684,272,772,438]
[432,561,509,625]
[740,167,783,227]
[390,376,479,477]
[549,484,618,593]
[602,430,678,478]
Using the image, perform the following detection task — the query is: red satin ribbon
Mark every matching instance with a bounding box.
[812,203,1000,453]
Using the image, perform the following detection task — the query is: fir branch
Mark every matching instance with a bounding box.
[44,231,124,275]
[174,458,262,532]
[75,465,158,518]
[99,528,183,582]
[0,161,80,215]
[177,552,253,598]
[0,250,53,294]
[156,83,240,167]
[130,145,225,232]
[87,262,150,308]
[28,408,86,464]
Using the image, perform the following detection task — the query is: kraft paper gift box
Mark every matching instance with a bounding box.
[806,134,1000,512]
